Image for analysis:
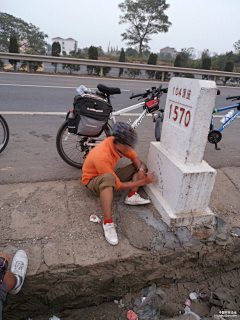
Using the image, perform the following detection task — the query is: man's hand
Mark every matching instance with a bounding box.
[142,172,157,185]
[119,171,157,190]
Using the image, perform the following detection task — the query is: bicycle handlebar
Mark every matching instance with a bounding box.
[130,85,168,100]
[226,95,240,101]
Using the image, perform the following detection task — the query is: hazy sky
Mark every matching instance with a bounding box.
[1,0,240,56]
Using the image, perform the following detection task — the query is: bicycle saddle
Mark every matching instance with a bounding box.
[97,84,121,95]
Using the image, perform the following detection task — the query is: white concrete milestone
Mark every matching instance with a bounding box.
[145,78,218,228]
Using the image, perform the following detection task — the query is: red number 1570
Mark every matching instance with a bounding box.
[169,104,191,127]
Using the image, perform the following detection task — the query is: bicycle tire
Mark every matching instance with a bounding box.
[0,115,10,154]
[56,120,111,169]
[155,114,163,142]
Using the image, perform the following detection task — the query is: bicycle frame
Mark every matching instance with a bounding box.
[81,101,148,148]
[210,103,240,132]
[110,101,147,129]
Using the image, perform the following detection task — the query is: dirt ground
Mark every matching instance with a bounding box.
[29,268,240,320]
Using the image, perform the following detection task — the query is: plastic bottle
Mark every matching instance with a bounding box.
[220,109,235,124]
[68,110,75,119]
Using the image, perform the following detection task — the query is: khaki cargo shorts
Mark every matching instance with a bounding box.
[86,162,147,196]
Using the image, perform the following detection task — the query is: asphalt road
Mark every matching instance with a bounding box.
[0,72,239,185]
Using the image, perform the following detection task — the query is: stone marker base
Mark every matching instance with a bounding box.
[144,142,216,228]
[144,182,214,227]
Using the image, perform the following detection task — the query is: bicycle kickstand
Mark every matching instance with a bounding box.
[214,137,220,150]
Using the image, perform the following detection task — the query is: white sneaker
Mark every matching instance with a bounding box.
[103,223,118,246]
[9,250,28,294]
[125,193,151,205]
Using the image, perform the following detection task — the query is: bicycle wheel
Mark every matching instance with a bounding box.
[56,120,111,169]
[0,115,10,154]
[155,113,163,141]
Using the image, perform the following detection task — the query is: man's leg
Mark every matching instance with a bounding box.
[100,186,113,221]
[115,163,151,205]
[0,254,10,320]
[87,174,118,246]
[3,270,17,293]
[131,169,147,192]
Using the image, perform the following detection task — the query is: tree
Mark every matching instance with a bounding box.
[156,70,169,81]
[0,13,48,53]
[126,69,142,78]
[62,63,80,74]
[223,60,234,85]
[142,49,151,58]
[174,54,182,76]
[97,46,105,57]
[174,54,182,67]
[146,53,157,79]
[125,47,138,57]
[87,46,110,76]
[233,40,240,54]
[179,48,194,67]
[119,0,171,57]
[61,51,80,74]
[201,50,211,79]
[119,48,125,77]
[87,46,98,75]
[0,59,4,69]
[20,49,43,72]
[9,34,19,71]
[51,42,61,73]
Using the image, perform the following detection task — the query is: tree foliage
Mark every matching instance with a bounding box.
[174,54,181,67]
[200,50,211,79]
[174,54,181,76]
[125,47,138,57]
[87,46,111,76]
[223,60,234,84]
[156,70,169,81]
[52,42,61,57]
[233,40,240,54]
[62,62,80,74]
[119,48,125,77]
[179,48,194,67]
[20,49,43,72]
[87,46,98,75]
[9,34,19,71]
[61,51,80,74]
[119,0,171,57]
[0,12,48,53]
[52,41,61,73]
[126,68,142,78]
[146,53,157,79]
[0,59,4,69]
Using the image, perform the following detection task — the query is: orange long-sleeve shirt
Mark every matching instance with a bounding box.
[82,137,138,190]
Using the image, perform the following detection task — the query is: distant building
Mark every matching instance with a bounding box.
[160,46,177,58]
[52,37,78,55]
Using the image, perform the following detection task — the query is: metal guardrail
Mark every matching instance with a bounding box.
[1,52,240,81]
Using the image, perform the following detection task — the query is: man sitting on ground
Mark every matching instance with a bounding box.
[82,122,157,246]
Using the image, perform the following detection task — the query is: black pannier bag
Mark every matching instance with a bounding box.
[71,93,112,137]
[67,111,80,133]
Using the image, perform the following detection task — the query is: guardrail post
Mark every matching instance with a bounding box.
[144,78,218,228]
[214,76,216,82]
[100,67,103,77]
[27,62,30,73]
[161,71,165,82]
